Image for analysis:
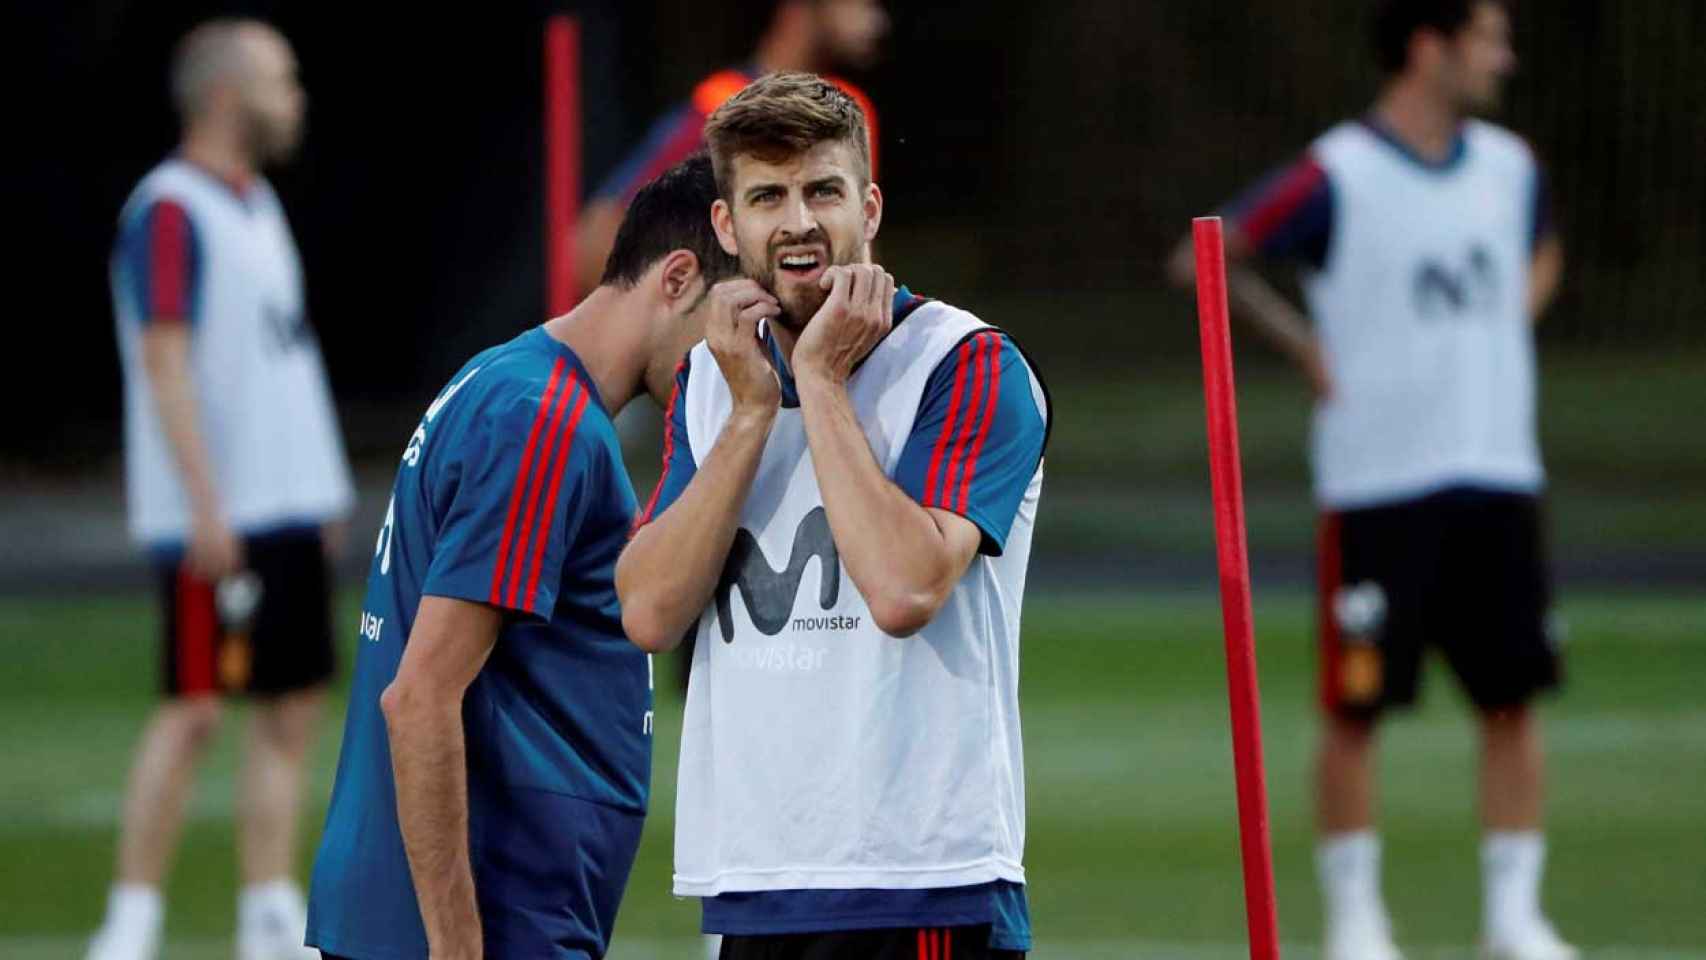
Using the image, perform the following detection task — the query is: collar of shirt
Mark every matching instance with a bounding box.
[761,284,927,409]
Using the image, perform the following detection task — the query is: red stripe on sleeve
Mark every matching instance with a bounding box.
[922,341,974,507]
[916,929,928,960]
[523,383,591,612]
[1239,157,1326,248]
[149,201,191,319]
[490,359,567,605]
[938,334,993,507]
[954,334,1004,513]
[943,928,952,959]
[929,929,940,960]
[505,372,580,609]
[635,357,688,530]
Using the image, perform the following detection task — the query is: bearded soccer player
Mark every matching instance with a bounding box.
[620,74,1049,959]
[1168,3,1569,959]
[305,156,737,960]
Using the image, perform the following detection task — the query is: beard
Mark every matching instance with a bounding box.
[242,106,302,167]
[742,226,858,332]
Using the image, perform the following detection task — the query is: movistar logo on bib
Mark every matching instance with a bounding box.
[714,507,861,644]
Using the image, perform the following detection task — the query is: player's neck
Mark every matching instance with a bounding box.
[542,287,646,415]
[180,128,258,194]
[1372,81,1463,164]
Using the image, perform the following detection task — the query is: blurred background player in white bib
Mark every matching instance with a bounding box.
[93,19,353,960]
[1169,2,1569,959]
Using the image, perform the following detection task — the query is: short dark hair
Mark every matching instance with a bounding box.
[600,153,739,289]
[703,72,870,199]
[1370,0,1499,74]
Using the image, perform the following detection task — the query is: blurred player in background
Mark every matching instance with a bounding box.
[620,74,1049,960]
[92,20,354,960]
[304,155,738,960]
[1169,2,1569,958]
[573,0,888,295]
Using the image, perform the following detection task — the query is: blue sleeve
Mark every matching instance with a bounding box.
[423,373,599,619]
[634,355,697,529]
[1223,154,1334,269]
[894,331,1047,556]
[591,104,705,204]
[114,198,203,325]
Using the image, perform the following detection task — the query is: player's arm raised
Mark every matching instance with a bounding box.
[618,279,783,652]
[380,595,500,960]
[793,265,984,638]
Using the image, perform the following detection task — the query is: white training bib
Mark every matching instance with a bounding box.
[1304,119,1544,509]
[671,301,1043,897]
[112,159,353,544]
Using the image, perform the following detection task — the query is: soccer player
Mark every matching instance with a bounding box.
[1167,3,1569,959]
[573,0,889,294]
[304,154,738,960]
[619,74,1049,959]
[93,20,353,960]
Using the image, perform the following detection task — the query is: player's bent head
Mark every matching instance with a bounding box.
[172,19,304,162]
[1371,0,1514,108]
[600,152,739,306]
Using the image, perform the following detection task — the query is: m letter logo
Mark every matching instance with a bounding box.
[714,507,839,643]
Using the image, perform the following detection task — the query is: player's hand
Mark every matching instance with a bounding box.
[793,264,894,387]
[705,278,783,416]
[187,508,243,581]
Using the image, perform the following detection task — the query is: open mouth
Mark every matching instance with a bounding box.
[775,248,827,282]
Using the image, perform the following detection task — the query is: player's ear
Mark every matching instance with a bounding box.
[711,199,740,256]
[862,181,882,245]
[659,249,699,304]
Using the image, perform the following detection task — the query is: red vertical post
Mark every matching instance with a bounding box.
[1192,216,1281,960]
[544,15,581,315]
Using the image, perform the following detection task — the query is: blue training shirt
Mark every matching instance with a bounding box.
[307,327,652,960]
[635,287,1043,950]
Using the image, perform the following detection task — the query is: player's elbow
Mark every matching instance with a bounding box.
[378,678,427,731]
[867,588,943,639]
[1165,238,1198,289]
[623,605,685,654]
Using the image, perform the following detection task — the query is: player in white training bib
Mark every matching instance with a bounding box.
[94,20,352,960]
[1168,3,1571,960]
[619,73,1048,960]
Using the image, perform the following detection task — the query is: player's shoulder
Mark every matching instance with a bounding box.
[442,329,606,434]
[1464,119,1537,172]
[1309,120,1385,169]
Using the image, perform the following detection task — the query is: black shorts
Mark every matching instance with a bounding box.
[1316,487,1562,718]
[720,925,1022,960]
[157,526,335,698]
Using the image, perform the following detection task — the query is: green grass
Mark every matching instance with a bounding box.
[2,587,1703,956]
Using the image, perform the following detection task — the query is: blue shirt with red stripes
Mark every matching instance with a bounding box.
[636,289,1042,949]
[308,327,651,960]
[113,198,204,325]
[1224,117,1552,267]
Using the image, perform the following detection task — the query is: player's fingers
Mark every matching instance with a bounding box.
[846,264,871,307]
[737,300,778,329]
[819,264,842,291]
[879,271,895,327]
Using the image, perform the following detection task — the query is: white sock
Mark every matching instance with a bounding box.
[238,878,305,932]
[99,883,163,941]
[1317,830,1386,931]
[1483,830,1545,938]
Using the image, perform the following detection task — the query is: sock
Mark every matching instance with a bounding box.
[238,878,305,933]
[1317,830,1385,931]
[100,884,163,942]
[1483,830,1545,938]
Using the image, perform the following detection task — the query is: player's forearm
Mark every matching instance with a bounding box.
[381,687,483,958]
[795,373,960,637]
[1226,266,1316,363]
[617,408,775,652]
[1528,234,1564,322]
[141,327,221,517]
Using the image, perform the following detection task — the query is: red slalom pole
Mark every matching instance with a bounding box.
[1192,216,1281,960]
[544,14,581,315]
